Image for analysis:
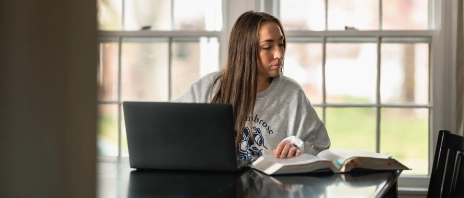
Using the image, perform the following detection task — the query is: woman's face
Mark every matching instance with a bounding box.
[257,21,285,80]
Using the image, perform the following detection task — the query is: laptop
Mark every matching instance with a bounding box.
[123,101,250,171]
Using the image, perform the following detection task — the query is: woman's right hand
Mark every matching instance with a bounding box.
[273,141,301,159]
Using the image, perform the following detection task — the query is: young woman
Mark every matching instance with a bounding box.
[176,11,330,161]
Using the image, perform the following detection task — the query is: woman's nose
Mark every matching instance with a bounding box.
[274,46,283,59]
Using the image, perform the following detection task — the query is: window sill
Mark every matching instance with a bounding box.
[398,187,428,197]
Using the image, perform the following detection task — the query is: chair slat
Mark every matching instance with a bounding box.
[428,130,447,198]
[452,153,464,197]
[442,150,457,197]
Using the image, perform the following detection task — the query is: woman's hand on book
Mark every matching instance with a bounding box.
[273,142,301,159]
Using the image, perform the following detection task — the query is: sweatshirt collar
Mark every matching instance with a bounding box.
[256,75,280,99]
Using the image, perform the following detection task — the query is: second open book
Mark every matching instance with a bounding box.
[251,149,410,175]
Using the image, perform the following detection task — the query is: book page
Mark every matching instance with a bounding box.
[255,149,331,166]
[317,149,389,166]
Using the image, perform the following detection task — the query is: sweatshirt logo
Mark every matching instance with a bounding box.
[238,126,267,161]
[246,114,274,134]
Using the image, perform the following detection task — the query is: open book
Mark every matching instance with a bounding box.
[251,149,410,175]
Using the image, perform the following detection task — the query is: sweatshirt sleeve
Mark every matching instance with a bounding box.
[291,89,331,155]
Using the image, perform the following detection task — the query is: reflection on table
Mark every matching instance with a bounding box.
[97,157,400,198]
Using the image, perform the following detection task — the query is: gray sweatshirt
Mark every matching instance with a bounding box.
[175,72,330,161]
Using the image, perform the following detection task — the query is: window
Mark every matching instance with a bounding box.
[97,0,222,156]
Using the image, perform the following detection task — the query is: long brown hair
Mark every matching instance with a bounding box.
[211,11,286,150]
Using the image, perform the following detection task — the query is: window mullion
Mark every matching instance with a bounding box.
[273,0,280,18]
[171,0,175,30]
[285,30,435,37]
[325,0,328,31]
[168,37,173,101]
[379,0,383,30]
[121,0,125,30]
[117,36,123,158]
[322,36,327,123]
[428,0,433,29]
[99,100,119,104]
[314,104,432,108]
[376,36,382,153]
[99,31,221,37]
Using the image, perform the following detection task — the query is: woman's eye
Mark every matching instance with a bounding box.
[262,47,271,50]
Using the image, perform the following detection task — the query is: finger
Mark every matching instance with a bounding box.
[287,146,297,158]
[274,142,286,158]
[280,143,292,159]
[295,149,301,156]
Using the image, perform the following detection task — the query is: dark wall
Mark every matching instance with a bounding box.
[0,0,97,197]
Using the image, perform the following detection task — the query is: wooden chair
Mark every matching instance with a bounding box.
[427,130,464,198]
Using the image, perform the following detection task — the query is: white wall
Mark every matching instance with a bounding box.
[0,0,97,198]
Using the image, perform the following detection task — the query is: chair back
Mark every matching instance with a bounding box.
[427,130,464,198]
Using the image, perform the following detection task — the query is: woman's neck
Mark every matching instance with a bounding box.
[257,76,272,92]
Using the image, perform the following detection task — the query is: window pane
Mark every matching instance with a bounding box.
[173,0,222,31]
[98,104,119,156]
[98,42,119,101]
[326,40,377,104]
[121,38,169,101]
[171,37,219,100]
[98,0,122,30]
[383,0,428,30]
[326,108,376,151]
[124,0,222,31]
[280,0,325,30]
[328,0,379,30]
[124,0,171,30]
[381,42,429,104]
[285,40,323,104]
[380,108,428,175]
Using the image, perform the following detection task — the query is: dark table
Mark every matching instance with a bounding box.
[98,157,401,198]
